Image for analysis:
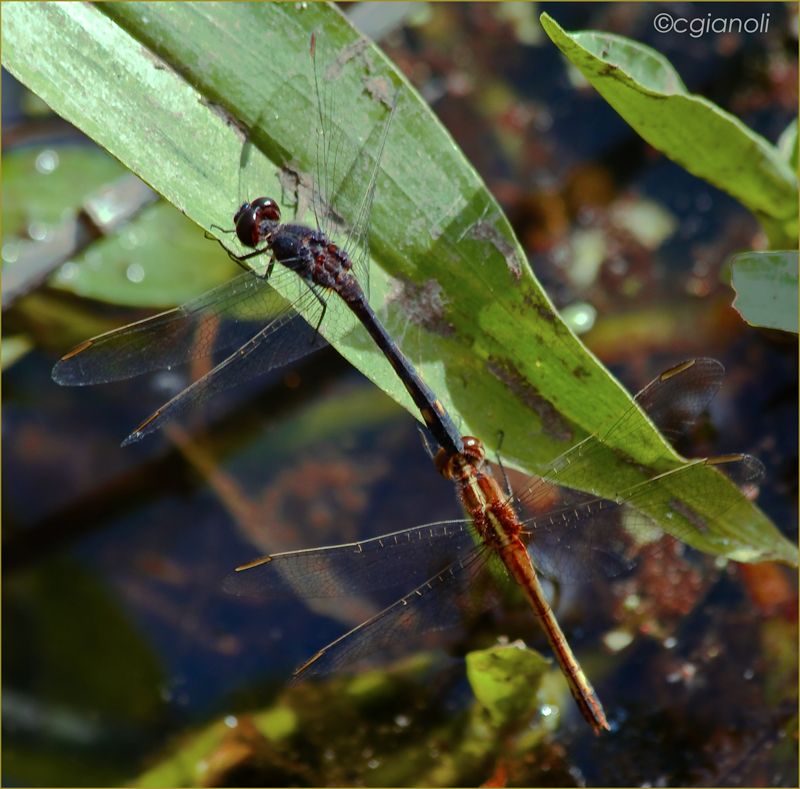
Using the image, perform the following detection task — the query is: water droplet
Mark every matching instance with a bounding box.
[57,261,79,282]
[561,302,596,334]
[394,714,410,728]
[126,262,145,283]
[119,231,138,251]
[540,704,554,718]
[27,221,48,241]
[224,715,238,728]
[35,149,60,174]
[2,239,21,263]
[663,636,677,649]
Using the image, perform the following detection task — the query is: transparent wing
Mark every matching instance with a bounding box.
[311,33,400,301]
[52,266,310,386]
[337,89,399,294]
[223,519,477,601]
[628,357,725,443]
[524,452,765,581]
[515,358,726,509]
[235,33,395,312]
[310,32,341,248]
[119,283,331,446]
[509,358,763,578]
[292,546,496,679]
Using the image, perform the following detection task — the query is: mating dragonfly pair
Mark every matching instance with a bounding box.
[52,33,763,735]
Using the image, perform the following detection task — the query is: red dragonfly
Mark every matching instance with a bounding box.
[225,358,763,733]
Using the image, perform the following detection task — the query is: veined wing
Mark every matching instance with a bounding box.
[52,265,309,386]
[523,452,765,581]
[510,358,763,577]
[118,282,332,445]
[223,519,476,601]
[292,545,496,679]
[515,358,726,509]
[310,33,398,302]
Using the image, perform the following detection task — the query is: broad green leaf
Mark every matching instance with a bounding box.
[541,13,799,248]
[3,2,795,566]
[465,644,549,729]
[731,251,799,334]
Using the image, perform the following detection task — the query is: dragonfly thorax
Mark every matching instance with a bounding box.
[234,196,281,249]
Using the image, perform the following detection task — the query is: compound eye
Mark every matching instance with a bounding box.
[233,201,250,225]
[234,201,259,248]
[251,197,281,222]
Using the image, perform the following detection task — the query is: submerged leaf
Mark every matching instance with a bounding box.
[466,644,550,729]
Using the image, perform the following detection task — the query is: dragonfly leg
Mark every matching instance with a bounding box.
[205,228,264,272]
[225,245,272,273]
[492,430,514,498]
[416,426,438,459]
[309,286,328,345]
[207,224,235,237]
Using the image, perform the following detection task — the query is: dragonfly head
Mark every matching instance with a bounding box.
[435,436,485,481]
[234,197,281,248]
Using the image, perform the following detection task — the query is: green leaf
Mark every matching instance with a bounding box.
[135,709,295,788]
[3,148,239,307]
[731,251,799,334]
[465,644,550,729]
[540,13,799,248]
[3,2,795,567]
[778,118,798,171]
[135,656,443,787]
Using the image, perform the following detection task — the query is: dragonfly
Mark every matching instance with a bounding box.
[225,358,764,734]
[51,34,463,456]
